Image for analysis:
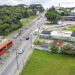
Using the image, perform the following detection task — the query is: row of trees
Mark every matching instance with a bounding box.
[0,4,44,36]
[51,44,75,56]
[29,4,44,14]
[60,8,71,16]
[45,8,61,24]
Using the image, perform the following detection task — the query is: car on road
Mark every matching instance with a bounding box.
[67,24,72,25]
[26,37,29,40]
[34,28,39,35]
[13,35,17,39]
[63,27,68,29]
[18,48,24,54]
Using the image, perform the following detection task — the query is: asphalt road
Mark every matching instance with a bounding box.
[0,14,42,60]
[0,34,37,75]
[0,13,46,75]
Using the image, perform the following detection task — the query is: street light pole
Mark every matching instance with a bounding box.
[16,49,19,70]
[37,22,40,40]
[16,43,19,70]
[30,29,33,48]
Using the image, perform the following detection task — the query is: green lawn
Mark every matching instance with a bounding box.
[22,20,31,26]
[21,16,37,21]
[46,23,56,25]
[28,16,37,19]
[21,16,37,26]
[63,25,75,31]
[21,49,75,75]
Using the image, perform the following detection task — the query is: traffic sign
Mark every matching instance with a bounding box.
[4,53,6,56]
[29,44,32,47]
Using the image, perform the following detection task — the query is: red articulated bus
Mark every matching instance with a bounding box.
[0,40,13,55]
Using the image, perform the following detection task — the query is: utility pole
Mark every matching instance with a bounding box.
[30,29,33,48]
[37,22,40,40]
[16,49,19,70]
[59,0,60,8]
[16,42,19,70]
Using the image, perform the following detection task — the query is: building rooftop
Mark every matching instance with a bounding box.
[41,30,75,42]
[41,31,51,34]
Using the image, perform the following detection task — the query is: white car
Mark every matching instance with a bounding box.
[34,28,39,35]
[13,35,17,39]
[18,48,24,54]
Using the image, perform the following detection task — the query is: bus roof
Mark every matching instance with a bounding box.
[4,40,12,45]
[0,45,5,49]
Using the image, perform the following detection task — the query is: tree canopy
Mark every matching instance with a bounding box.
[0,5,44,36]
[45,11,61,24]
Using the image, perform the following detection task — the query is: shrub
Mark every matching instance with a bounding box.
[51,44,59,53]
[61,44,75,55]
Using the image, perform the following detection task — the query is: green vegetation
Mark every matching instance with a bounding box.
[29,4,44,14]
[21,16,37,20]
[45,11,61,24]
[61,44,75,55]
[63,25,75,31]
[0,63,3,64]
[51,44,59,53]
[21,16,37,26]
[0,5,35,36]
[46,23,56,25]
[0,5,44,36]
[22,20,31,26]
[28,16,37,19]
[21,49,75,75]
[34,40,42,45]
[34,40,48,45]
[60,8,71,16]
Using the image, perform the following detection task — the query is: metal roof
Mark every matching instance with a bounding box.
[41,31,51,34]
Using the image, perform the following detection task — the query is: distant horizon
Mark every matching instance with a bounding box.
[0,4,75,9]
[0,0,75,9]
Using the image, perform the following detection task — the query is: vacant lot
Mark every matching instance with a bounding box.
[21,49,75,75]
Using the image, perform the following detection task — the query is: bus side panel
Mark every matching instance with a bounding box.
[7,42,13,49]
[0,48,7,55]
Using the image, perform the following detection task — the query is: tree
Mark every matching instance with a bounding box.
[60,8,71,16]
[29,4,44,14]
[5,29,10,35]
[61,44,74,54]
[45,12,61,24]
[51,44,59,53]
[0,5,37,36]
[0,23,10,34]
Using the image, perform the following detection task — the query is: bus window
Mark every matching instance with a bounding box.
[0,46,6,55]
[7,42,12,46]
[0,46,6,51]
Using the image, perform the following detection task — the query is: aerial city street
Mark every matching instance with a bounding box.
[0,0,75,75]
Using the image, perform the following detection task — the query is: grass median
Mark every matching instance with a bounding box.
[20,49,75,75]
[63,25,75,31]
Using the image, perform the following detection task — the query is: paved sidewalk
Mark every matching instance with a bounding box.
[14,48,34,75]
